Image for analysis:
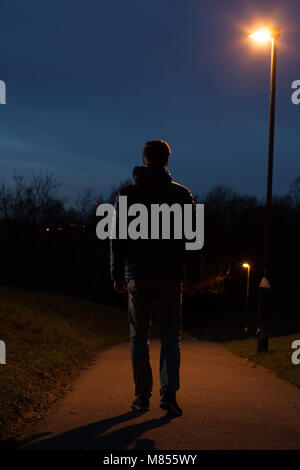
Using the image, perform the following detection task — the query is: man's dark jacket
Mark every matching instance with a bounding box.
[110,166,201,282]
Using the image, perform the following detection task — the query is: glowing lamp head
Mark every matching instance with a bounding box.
[249,28,272,42]
[249,26,280,42]
[242,263,250,269]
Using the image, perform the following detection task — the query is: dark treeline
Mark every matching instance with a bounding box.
[1,172,300,340]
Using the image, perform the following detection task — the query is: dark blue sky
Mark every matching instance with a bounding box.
[0,0,299,201]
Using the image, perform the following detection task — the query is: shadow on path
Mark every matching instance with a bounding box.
[21,410,177,450]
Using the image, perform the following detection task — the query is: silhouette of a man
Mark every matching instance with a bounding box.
[111,140,201,415]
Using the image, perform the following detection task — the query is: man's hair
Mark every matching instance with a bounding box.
[143,140,171,168]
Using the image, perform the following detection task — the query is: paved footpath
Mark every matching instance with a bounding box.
[21,340,300,450]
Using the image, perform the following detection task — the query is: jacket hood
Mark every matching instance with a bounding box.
[132,166,172,187]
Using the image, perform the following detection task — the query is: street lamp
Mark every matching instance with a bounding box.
[242,263,250,334]
[249,26,281,352]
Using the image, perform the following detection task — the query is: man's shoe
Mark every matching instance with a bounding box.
[160,392,182,416]
[131,396,150,412]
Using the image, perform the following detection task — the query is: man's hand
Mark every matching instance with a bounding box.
[183,281,198,296]
[114,279,128,294]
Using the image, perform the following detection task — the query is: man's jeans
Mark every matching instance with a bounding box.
[128,279,182,398]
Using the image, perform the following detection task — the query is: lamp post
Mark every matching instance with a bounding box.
[242,263,250,334]
[242,263,250,304]
[249,26,281,352]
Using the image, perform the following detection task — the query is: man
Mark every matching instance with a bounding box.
[110,140,201,416]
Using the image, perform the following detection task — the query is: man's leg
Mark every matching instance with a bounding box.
[156,280,182,396]
[128,280,154,404]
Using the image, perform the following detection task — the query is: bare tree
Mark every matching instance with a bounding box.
[289,175,300,205]
[0,183,13,220]
[74,187,104,223]
[0,171,64,222]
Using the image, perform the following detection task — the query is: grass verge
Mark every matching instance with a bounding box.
[225,334,300,388]
[0,286,128,444]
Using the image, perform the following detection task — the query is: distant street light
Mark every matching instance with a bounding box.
[249,25,281,352]
[242,263,250,333]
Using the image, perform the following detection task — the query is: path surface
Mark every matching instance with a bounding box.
[22,340,300,450]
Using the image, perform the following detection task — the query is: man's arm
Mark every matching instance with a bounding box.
[183,191,202,294]
[110,192,127,293]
